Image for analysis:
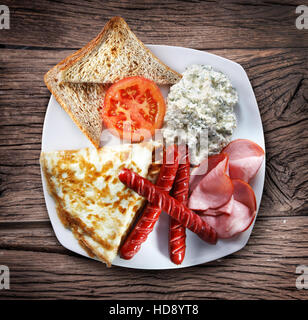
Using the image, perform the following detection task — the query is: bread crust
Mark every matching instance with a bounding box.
[60,17,182,83]
[44,31,105,148]
[44,16,182,150]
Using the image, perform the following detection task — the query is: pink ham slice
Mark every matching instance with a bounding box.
[189,153,226,195]
[201,179,257,238]
[222,139,265,183]
[188,139,263,238]
[202,200,251,238]
[188,154,233,211]
[199,196,234,216]
[232,179,256,212]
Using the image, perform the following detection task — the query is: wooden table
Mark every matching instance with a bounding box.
[0,0,307,300]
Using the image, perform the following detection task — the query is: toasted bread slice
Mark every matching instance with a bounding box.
[60,17,181,84]
[44,34,109,148]
[40,142,156,267]
[44,17,181,148]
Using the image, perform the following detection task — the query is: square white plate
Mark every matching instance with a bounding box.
[41,45,265,269]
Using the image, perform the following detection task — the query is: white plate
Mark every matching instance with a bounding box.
[41,45,265,269]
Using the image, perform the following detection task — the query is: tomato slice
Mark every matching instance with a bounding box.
[102,76,166,142]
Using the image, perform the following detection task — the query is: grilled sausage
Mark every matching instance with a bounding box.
[120,145,179,260]
[169,146,190,265]
[119,168,217,245]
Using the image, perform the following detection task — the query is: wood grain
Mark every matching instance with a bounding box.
[0,0,307,300]
[1,0,307,49]
[0,217,307,299]
[1,48,307,222]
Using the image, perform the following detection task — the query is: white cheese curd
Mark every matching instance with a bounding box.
[163,64,238,165]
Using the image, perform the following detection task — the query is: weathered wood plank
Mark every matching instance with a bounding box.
[0,216,307,259]
[0,47,307,222]
[1,0,307,49]
[0,0,307,301]
[0,222,65,254]
[0,216,307,299]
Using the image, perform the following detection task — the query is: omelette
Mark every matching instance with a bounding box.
[40,142,157,266]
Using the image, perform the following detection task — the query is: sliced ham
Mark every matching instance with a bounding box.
[187,139,264,238]
[215,195,234,214]
[189,153,226,194]
[201,179,257,238]
[188,155,233,211]
[201,200,253,239]
[232,179,256,213]
[222,139,265,183]
[200,196,234,216]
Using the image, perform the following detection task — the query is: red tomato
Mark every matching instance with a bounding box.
[102,76,166,142]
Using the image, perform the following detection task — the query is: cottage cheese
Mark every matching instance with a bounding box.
[163,64,238,165]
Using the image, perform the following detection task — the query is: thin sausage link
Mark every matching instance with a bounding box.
[169,147,189,265]
[120,145,179,260]
[119,168,217,245]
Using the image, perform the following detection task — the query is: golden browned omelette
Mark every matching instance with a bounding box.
[40,142,156,266]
